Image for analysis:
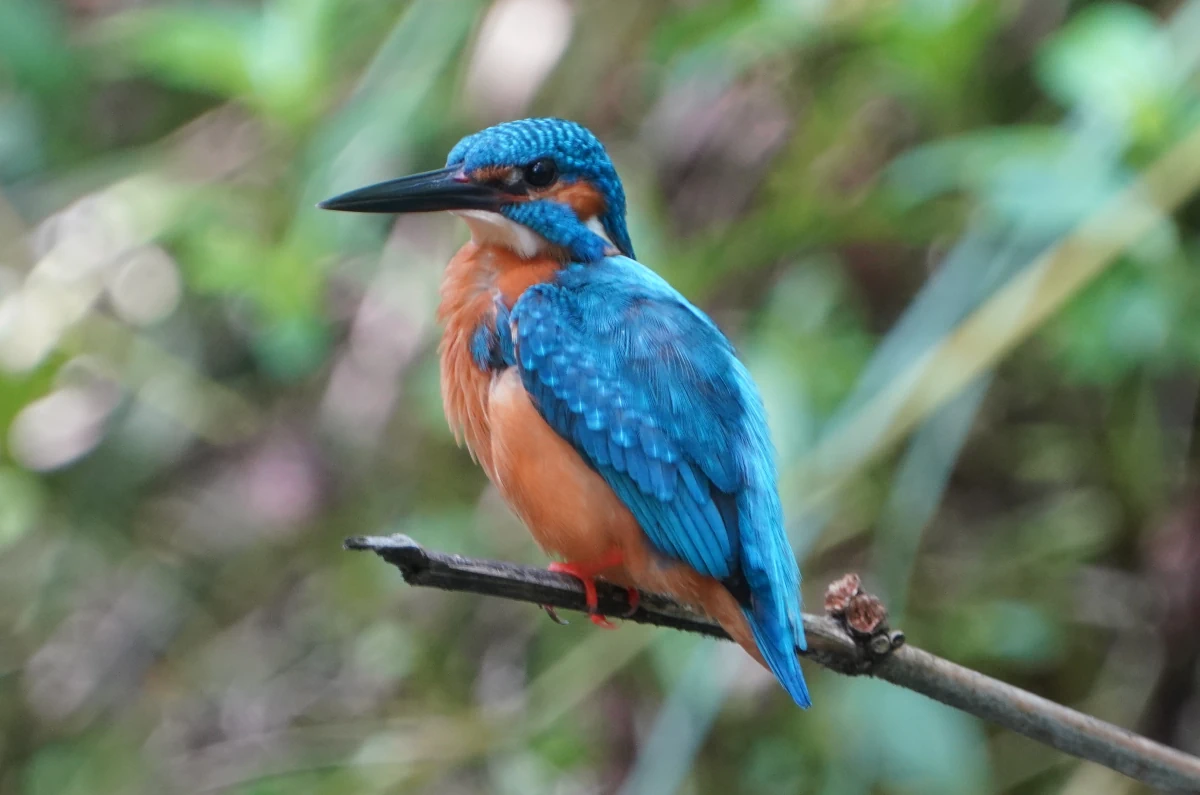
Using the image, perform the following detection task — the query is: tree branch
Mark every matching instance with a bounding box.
[346,534,1200,792]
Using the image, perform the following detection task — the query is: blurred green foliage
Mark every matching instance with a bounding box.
[2,0,1200,793]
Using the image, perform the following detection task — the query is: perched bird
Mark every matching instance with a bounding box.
[320,118,810,707]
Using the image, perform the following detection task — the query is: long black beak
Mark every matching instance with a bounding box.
[317,166,504,214]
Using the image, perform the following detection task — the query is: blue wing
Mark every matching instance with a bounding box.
[507,256,810,707]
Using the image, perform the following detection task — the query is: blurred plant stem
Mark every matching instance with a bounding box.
[803,118,1200,505]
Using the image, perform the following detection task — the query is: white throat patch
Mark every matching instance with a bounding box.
[453,210,547,260]
[452,209,617,260]
[586,216,616,250]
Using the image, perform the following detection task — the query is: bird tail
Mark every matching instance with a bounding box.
[744,595,810,708]
[695,570,810,708]
[737,486,810,708]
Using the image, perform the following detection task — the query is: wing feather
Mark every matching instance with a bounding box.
[509,274,743,582]
[499,257,810,707]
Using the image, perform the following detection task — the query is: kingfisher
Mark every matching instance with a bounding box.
[320,118,810,707]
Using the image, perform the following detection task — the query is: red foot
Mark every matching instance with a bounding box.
[623,587,640,617]
[547,549,639,629]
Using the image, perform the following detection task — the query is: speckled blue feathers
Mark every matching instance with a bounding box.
[446,118,634,262]
[508,256,811,708]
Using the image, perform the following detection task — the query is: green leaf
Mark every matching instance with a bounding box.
[245,0,336,126]
[0,96,44,179]
[828,678,991,794]
[1037,3,1183,142]
[252,314,330,381]
[887,127,1134,235]
[98,6,257,99]
[953,601,1064,665]
[0,0,79,99]
[1045,259,1183,383]
[0,466,44,549]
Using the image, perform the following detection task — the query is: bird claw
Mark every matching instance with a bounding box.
[541,604,569,625]
[548,554,634,629]
[589,613,617,629]
[620,587,640,618]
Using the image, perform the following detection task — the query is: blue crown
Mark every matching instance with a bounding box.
[446,118,634,262]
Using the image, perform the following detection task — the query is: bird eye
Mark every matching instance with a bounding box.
[523,158,558,188]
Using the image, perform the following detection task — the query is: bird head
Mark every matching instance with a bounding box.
[319,118,633,263]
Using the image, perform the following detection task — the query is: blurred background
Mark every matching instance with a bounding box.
[3,0,1200,792]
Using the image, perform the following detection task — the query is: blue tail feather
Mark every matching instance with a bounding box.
[738,483,810,707]
[745,600,810,708]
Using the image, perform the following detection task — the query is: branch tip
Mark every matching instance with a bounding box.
[344,534,430,580]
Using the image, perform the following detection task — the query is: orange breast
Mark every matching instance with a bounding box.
[437,242,556,477]
[437,243,763,668]
[488,369,642,567]
[438,242,641,568]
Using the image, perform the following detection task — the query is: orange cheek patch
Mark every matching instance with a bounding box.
[545,180,607,219]
[470,165,514,183]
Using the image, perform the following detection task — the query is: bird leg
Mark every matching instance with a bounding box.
[547,549,639,628]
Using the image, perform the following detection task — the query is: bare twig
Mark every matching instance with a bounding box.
[347,534,1200,793]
